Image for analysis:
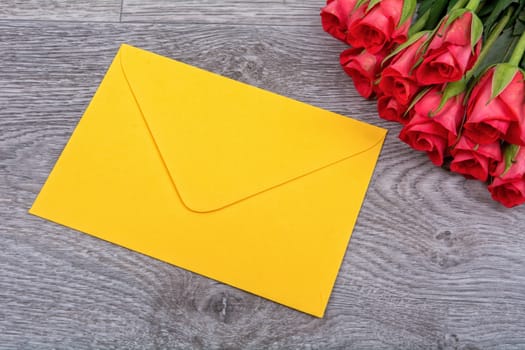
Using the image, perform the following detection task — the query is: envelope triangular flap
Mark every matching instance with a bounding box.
[119,45,384,212]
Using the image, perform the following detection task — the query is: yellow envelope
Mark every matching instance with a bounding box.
[29,44,386,317]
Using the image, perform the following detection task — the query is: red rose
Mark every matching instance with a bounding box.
[377,95,409,124]
[346,0,411,54]
[320,0,358,43]
[488,147,525,208]
[450,135,502,181]
[378,33,428,105]
[340,47,385,99]
[399,88,465,165]
[415,11,481,85]
[463,67,525,145]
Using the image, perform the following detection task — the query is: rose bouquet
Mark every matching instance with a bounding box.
[321,0,525,207]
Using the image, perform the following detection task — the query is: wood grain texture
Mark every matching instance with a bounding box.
[121,0,322,25]
[1,1,525,349]
[0,0,121,22]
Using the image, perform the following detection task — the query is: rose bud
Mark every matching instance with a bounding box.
[378,32,428,105]
[488,146,525,208]
[399,87,465,166]
[463,66,525,145]
[340,47,386,99]
[320,0,357,43]
[415,10,482,85]
[450,135,502,182]
[346,0,413,54]
[377,95,410,124]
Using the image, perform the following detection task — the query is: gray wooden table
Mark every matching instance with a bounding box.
[1,1,524,349]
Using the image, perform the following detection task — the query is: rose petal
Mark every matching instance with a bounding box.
[465,68,521,144]
[399,115,449,165]
[340,48,384,99]
[377,95,409,124]
[348,16,391,53]
[451,151,490,181]
[416,12,480,86]
[452,136,502,162]
[442,12,472,46]
[320,0,358,42]
[416,50,462,84]
[426,136,449,165]
[492,147,525,180]
[488,178,525,208]
[413,89,464,136]
[379,69,419,105]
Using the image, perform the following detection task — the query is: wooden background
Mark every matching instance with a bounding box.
[1,1,524,349]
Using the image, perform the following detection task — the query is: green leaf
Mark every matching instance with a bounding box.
[409,7,431,36]
[520,4,525,20]
[491,63,519,100]
[511,1,525,35]
[355,0,368,10]
[476,28,515,76]
[444,9,469,31]
[439,9,481,53]
[403,87,432,118]
[502,144,520,177]
[447,0,464,11]
[410,22,445,68]
[366,0,381,13]
[381,31,429,66]
[418,0,449,31]
[417,0,436,18]
[431,79,467,116]
[466,64,495,99]
[477,1,497,18]
[410,56,425,73]
[482,0,517,34]
[514,14,525,35]
[399,0,417,27]
[470,14,483,52]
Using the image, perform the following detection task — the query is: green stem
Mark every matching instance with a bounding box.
[465,0,481,11]
[465,6,513,80]
[408,8,430,37]
[451,0,469,11]
[509,29,525,66]
[476,0,487,13]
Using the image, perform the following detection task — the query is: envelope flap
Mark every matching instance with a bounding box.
[119,45,386,212]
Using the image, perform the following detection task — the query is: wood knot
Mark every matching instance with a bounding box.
[204,292,241,324]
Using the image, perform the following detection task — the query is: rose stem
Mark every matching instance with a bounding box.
[464,7,513,80]
[408,8,430,36]
[508,29,525,67]
[451,0,469,11]
[465,0,481,12]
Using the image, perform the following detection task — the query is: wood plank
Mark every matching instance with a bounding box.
[0,0,121,22]
[1,20,525,349]
[122,0,323,26]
